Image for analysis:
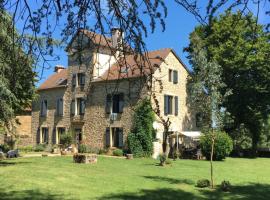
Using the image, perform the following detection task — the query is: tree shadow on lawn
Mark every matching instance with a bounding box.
[200,183,270,200]
[143,175,194,185]
[97,183,270,200]
[0,160,32,167]
[0,189,70,200]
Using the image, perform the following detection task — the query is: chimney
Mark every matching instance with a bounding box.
[54,65,65,73]
[111,28,124,49]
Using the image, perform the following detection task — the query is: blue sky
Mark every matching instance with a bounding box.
[13,1,268,85]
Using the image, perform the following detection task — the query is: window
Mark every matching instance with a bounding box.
[105,93,124,114]
[164,95,173,115]
[72,74,76,88]
[196,113,203,127]
[105,127,123,148]
[41,127,48,144]
[57,127,65,144]
[173,70,178,84]
[77,98,85,115]
[40,100,47,117]
[168,69,172,82]
[56,98,64,116]
[77,73,85,86]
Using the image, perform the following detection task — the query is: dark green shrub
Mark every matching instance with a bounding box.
[78,144,88,153]
[60,131,74,148]
[158,154,167,166]
[220,180,231,192]
[127,133,144,157]
[34,144,46,152]
[0,144,10,153]
[196,179,210,188]
[200,131,233,161]
[127,98,154,157]
[113,149,123,156]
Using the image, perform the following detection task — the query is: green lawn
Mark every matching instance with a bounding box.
[0,156,270,200]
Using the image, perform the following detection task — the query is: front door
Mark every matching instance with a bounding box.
[75,128,82,146]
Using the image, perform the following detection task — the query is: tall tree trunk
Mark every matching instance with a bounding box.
[210,132,215,189]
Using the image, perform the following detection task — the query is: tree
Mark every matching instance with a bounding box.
[0,11,35,132]
[187,32,227,188]
[186,11,270,155]
[127,98,155,157]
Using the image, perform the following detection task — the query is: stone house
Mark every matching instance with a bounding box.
[31,29,199,152]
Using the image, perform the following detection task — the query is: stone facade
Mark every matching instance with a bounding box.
[31,30,198,151]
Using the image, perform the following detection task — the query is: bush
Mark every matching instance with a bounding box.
[200,131,233,161]
[60,131,74,148]
[0,144,10,153]
[113,149,123,156]
[127,98,154,157]
[18,145,33,153]
[158,154,167,166]
[196,179,210,188]
[78,144,88,153]
[220,180,231,192]
[34,144,46,152]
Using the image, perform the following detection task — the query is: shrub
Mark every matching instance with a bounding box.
[34,144,46,152]
[200,131,233,161]
[18,145,33,153]
[0,144,10,153]
[127,98,155,157]
[113,149,123,156]
[78,144,88,153]
[220,180,231,192]
[196,179,210,188]
[60,131,74,148]
[158,153,167,166]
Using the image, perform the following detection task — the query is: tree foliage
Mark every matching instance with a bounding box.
[186,11,270,152]
[200,131,233,161]
[0,11,35,128]
[127,98,155,157]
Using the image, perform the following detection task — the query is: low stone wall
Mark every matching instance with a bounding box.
[73,153,97,164]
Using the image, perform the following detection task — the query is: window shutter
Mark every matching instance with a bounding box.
[36,128,40,144]
[43,100,47,117]
[59,99,63,116]
[118,128,123,148]
[164,95,168,115]
[105,127,110,147]
[105,94,112,114]
[119,93,124,113]
[175,96,178,116]
[81,74,85,86]
[81,99,85,114]
[71,100,75,115]
[52,128,56,144]
[72,74,76,87]
[173,70,178,84]
[56,99,59,115]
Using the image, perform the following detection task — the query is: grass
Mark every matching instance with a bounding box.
[0,156,270,200]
